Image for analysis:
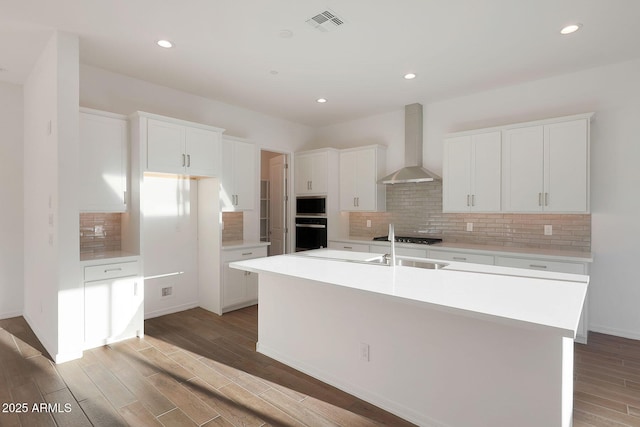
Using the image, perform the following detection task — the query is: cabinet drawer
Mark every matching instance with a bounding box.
[328,242,370,252]
[428,250,494,265]
[84,261,139,282]
[223,246,268,262]
[369,244,427,258]
[495,256,585,274]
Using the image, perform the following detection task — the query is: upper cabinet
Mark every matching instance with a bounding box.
[502,117,590,212]
[145,115,223,177]
[443,131,501,212]
[221,136,257,211]
[339,145,386,211]
[295,149,335,195]
[79,108,128,212]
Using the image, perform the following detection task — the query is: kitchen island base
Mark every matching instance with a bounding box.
[256,272,574,427]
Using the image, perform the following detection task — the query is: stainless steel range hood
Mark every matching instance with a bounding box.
[378,103,441,184]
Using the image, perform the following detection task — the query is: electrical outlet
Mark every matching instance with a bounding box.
[161,286,173,297]
[360,343,370,362]
[366,220,371,228]
[544,225,553,236]
[466,222,473,232]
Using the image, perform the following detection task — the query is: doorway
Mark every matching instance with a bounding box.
[260,150,289,256]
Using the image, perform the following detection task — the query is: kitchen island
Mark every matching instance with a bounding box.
[231,250,588,427]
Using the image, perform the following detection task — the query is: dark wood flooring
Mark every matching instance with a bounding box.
[1,306,640,426]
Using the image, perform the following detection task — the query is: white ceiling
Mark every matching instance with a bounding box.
[2,0,639,127]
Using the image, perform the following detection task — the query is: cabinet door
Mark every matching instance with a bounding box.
[353,148,377,211]
[339,151,358,209]
[310,151,328,194]
[147,119,186,174]
[232,140,256,210]
[544,119,588,212]
[185,127,220,177]
[84,276,142,348]
[502,126,544,212]
[471,132,502,211]
[79,112,127,212]
[443,136,472,212]
[428,249,494,265]
[295,154,314,195]
[223,262,249,308]
[246,271,259,301]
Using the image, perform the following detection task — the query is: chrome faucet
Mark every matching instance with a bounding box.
[388,223,397,267]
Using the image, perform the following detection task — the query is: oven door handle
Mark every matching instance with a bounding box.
[295,224,326,229]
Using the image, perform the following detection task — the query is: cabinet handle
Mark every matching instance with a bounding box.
[182,153,186,167]
[538,193,542,206]
[309,180,312,190]
[467,195,470,206]
[343,246,352,249]
[307,181,311,190]
[545,192,549,206]
[471,195,475,206]
[529,264,548,269]
[353,197,357,207]
[104,267,122,273]
[187,154,191,167]
[356,197,360,207]
[242,252,253,256]
[235,195,239,206]
[453,257,467,261]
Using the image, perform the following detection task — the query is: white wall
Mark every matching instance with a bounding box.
[23,32,82,362]
[316,59,640,340]
[0,82,24,319]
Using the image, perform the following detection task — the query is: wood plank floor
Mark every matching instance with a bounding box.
[1,307,639,426]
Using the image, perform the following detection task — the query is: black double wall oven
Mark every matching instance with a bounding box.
[295,196,327,252]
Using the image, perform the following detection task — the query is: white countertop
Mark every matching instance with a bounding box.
[231,251,589,338]
[222,241,271,250]
[80,251,140,264]
[332,237,593,262]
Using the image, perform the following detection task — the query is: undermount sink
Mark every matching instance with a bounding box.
[367,255,448,270]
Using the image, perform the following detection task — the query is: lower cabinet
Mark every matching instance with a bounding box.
[83,259,143,349]
[222,246,267,312]
[494,256,585,274]
[428,249,495,265]
[327,241,370,252]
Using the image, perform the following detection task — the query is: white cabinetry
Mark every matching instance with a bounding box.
[502,117,590,212]
[443,131,501,212]
[295,149,334,195]
[428,249,495,265]
[79,108,128,212]
[495,255,589,343]
[146,116,223,177]
[327,241,370,252]
[83,259,143,349]
[221,136,256,211]
[222,246,267,312]
[339,145,386,211]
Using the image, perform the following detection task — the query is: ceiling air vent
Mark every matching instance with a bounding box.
[306,9,345,32]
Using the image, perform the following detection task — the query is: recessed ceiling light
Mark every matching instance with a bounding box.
[278,29,294,39]
[157,39,173,48]
[404,73,417,80]
[316,98,327,103]
[270,70,279,75]
[560,24,582,35]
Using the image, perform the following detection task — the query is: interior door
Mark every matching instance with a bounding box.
[269,155,287,255]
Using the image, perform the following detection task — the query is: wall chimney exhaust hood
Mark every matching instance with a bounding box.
[378,103,441,184]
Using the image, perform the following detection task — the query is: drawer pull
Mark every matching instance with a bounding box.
[453,257,467,261]
[343,246,352,249]
[242,252,253,256]
[104,267,123,273]
[529,264,548,269]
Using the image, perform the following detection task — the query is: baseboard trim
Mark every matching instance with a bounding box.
[588,325,640,341]
[0,310,23,320]
[144,302,199,320]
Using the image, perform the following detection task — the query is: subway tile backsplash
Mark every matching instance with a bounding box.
[222,212,243,242]
[350,181,591,252]
[79,213,122,254]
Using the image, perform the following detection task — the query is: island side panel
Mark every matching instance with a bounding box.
[256,272,572,427]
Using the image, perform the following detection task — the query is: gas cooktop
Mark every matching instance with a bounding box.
[372,235,443,245]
